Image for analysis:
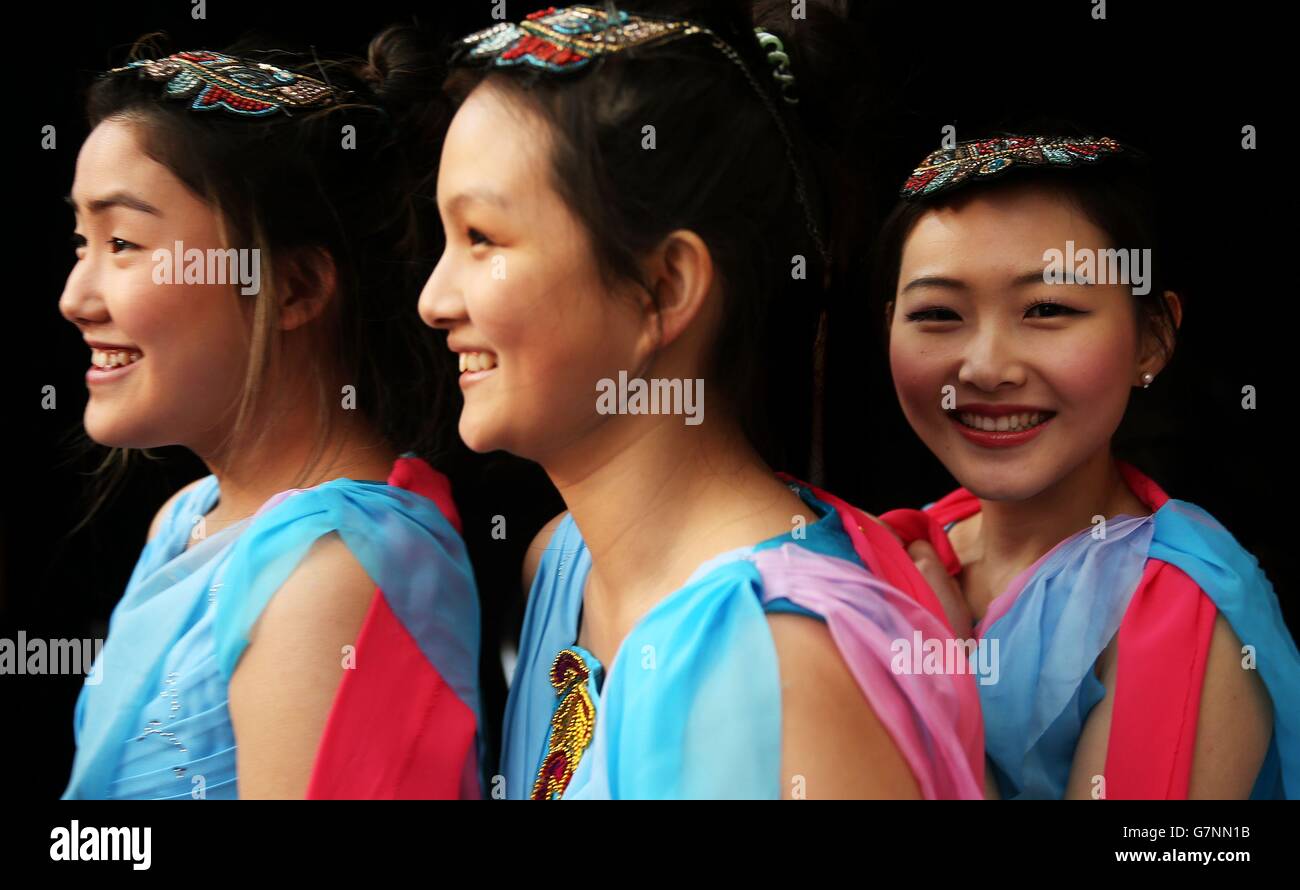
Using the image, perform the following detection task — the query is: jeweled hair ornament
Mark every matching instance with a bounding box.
[452,4,828,267]
[900,135,1126,200]
[105,50,338,117]
[453,4,707,72]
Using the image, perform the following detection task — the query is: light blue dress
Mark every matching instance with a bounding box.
[500,482,985,799]
[909,471,1300,800]
[969,501,1300,799]
[63,467,479,799]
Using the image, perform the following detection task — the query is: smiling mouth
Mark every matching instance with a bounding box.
[948,409,1055,432]
[458,351,497,373]
[90,348,143,369]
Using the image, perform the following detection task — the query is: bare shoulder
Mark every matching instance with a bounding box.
[1068,611,1273,800]
[767,612,922,799]
[1189,612,1274,798]
[146,477,210,543]
[522,511,569,595]
[228,532,379,798]
[243,532,378,651]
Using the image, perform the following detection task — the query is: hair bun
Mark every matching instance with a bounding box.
[358,24,445,116]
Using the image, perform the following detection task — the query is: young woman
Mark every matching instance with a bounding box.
[60,38,482,799]
[419,1,984,799]
[878,134,1299,798]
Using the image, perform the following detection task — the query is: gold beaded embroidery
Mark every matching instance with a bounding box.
[530,647,596,800]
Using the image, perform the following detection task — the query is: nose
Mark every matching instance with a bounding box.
[956,320,1028,392]
[58,250,107,329]
[417,251,467,331]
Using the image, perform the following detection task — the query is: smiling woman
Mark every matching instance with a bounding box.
[417,1,986,800]
[877,133,1300,799]
[59,36,485,800]
[63,119,252,452]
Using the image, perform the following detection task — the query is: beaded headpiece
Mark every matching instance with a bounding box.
[453,4,708,72]
[106,50,337,117]
[901,135,1126,200]
[453,4,829,267]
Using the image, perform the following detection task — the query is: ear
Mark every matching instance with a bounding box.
[1164,289,1184,329]
[637,229,714,353]
[884,299,896,332]
[1137,289,1182,381]
[277,247,338,332]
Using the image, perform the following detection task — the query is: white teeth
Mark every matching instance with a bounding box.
[957,411,1048,432]
[91,348,142,370]
[459,351,497,373]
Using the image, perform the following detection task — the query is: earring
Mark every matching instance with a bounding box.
[1141,372,1155,388]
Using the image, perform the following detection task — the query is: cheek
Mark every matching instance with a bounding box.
[889,328,950,416]
[1038,321,1137,418]
[101,281,251,428]
[471,279,575,401]
[460,260,644,458]
[132,283,246,373]
[475,261,626,395]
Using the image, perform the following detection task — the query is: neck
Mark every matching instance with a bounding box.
[543,410,800,635]
[974,449,1143,571]
[192,395,398,524]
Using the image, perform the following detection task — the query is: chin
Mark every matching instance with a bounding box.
[961,477,1042,503]
[82,404,167,450]
[457,413,503,455]
[945,453,1059,504]
[83,411,130,448]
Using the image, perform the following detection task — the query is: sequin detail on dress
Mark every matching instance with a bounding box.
[531,648,596,799]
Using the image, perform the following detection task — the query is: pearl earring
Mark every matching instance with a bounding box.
[1141,372,1155,388]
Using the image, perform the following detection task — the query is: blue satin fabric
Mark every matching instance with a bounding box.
[64,471,479,799]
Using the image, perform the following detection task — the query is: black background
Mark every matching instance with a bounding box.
[6,0,1289,799]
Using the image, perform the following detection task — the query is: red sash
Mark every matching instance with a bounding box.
[306,457,480,799]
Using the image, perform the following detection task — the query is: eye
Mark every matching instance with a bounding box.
[71,232,87,255]
[107,237,137,254]
[905,306,961,323]
[1023,299,1084,319]
[468,227,492,247]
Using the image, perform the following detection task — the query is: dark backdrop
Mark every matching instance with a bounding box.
[6,0,1288,798]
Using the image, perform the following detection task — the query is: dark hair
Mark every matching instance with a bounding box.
[76,27,461,510]
[874,131,1179,362]
[444,0,870,478]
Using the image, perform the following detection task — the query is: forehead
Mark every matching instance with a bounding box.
[438,81,552,204]
[72,117,185,204]
[901,184,1111,272]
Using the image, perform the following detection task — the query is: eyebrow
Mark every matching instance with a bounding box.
[900,270,1055,294]
[440,188,511,214]
[64,191,163,217]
